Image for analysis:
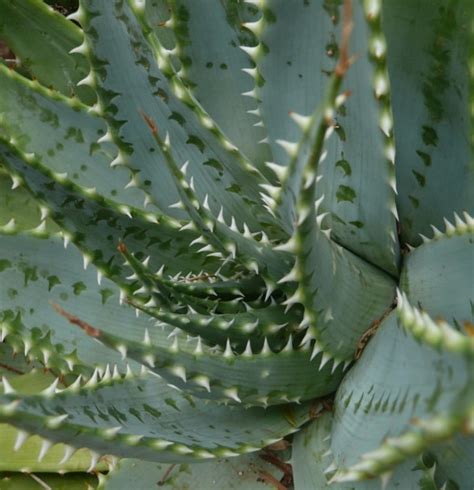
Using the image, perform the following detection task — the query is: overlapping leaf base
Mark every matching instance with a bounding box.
[0,0,472,487]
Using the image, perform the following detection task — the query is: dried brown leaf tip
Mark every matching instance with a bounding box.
[51,302,101,338]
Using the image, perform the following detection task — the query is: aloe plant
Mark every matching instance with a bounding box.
[0,0,472,488]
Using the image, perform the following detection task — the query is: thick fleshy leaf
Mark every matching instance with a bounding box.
[0,0,94,104]
[78,0,271,230]
[0,65,153,214]
[0,343,41,376]
[0,230,148,372]
[0,473,98,490]
[384,0,474,245]
[0,230,341,406]
[0,140,215,285]
[430,434,474,489]
[0,371,108,473]
[285,112,396,361]
[0,371,311,463]
[101,452,287,489]
[151,0,271,173]
[291,206,395,361]
[328,312,472,481]
[0,169,57,233]
[400,222,474,326]
[248,0,399,273]
[292,413,442,490]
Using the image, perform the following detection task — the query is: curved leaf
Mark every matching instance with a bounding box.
[0,0,94,103]
[0,371,311,463]
[292,413,442,490]
[384,0,474,245]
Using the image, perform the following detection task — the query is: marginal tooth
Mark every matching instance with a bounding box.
[261,337,271,355]
[180,221,196,232]
[230,216,239,233]
[41,378,60,398]
[1,218,16,233]
[59,445,75,465]
[169,365,187,382]
[242,17,265,36]
[463,211,474,228]
[142,353,155,368]
[23,339,32,356]
[331,358,343,374]
[69,40,88,56]
[419,233,430,244]
[85,368,100,388]
[388,174,398,194]
[430,225,443,239]
[39,206,50,221]
[443,218,456,235]
[11,175,22,189]
[202,194,211,211]
[1,377,16,395]
[310,341,322,361]
[124,176,139,189]
[259,183,281,200]
[239,44,262,59]
[194,336,203,355]
[77,71,95,87]
[62,232,72,249]
[278,266,299,284]
[385,143,396,164]
[46,413,69,428]
[190,236,206,247]
[119,205,133,218]
[374,74,389,98]
[38,439,53,462]
[289,111,312,130]
[223,387,241,403]
[242,319,259,333]
[453,212,467,231]
[283,288,303,311]
[98,129,114,144]
[242,340,253,357]
[164,131,171,149]
[260,192,276,209]
[101,426,122,439]
[193,375,211,392]
[198,244,214,253]
[143,328,151,346]
[380,111,392,136]
[101,364,112,383]
[319,352,333,370]
[14,430,29,451]
[143,194,153,207]
[324,461,338,475]
[87,452,100,473]
[217,206,226,224]
[276,139,298,157]
[66,7,85,23]
[389,202,399,220]
[274,236,297,253]
[247,107,261,117]
[83,254,92,270]
[223,339,234,358]
[322,228,332,239]
[242,67,258,78]
[282,335,294,353]
[264,161,287,181]
[110,152,127,167]
[169,336,179,353]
